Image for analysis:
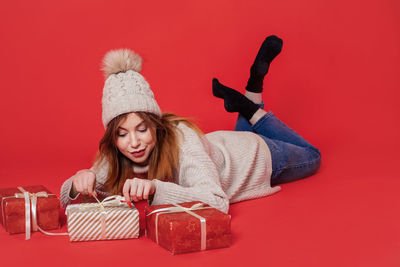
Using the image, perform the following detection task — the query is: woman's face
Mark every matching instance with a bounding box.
[115,112,156,165]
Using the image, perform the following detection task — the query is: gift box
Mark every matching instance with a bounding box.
[0,185,60,238]
[145,201,231,254]
[66,195,139,242]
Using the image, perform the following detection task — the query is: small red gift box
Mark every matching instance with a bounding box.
[145,201,231,254]
[0,185,60,238]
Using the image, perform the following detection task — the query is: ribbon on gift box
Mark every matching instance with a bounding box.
[14,187,48,240]
[11,187,68,240]
[75,195,128,210]
[67,195,132,240]
[96,195,127,240]
[146,203,213,251]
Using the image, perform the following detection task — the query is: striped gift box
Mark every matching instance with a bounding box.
[66,200,139,242]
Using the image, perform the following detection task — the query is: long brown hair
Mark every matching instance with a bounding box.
[93,112,203,195]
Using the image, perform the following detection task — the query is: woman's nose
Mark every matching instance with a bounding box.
[129,134,140,148]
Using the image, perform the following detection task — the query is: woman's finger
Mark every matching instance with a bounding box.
[143,183,151,200]
[82,176,89,195]
[122,179,132,204]
[136,181,144,201]
[129,179,139,202]
[87,175,95,196]
[74,179,82,193]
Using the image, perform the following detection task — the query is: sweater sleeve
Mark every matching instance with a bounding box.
[150,124,230,214]
[59,158,111,209]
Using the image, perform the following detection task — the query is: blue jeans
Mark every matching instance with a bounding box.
[234,102,321,185]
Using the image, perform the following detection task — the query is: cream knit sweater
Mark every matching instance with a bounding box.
[60,123,281,213]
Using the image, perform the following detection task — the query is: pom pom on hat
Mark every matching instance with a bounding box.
[101,48,143,79]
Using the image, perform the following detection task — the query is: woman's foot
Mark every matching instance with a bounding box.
[212,78,259,121]
[246,35,283,93]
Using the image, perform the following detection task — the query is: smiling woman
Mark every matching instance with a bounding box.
[94,110,202,200]
[60,40,321,214]
[115,113,156,165]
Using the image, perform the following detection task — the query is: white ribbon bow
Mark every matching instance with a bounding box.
[95,195,127,208]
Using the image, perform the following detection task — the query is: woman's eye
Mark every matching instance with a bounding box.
[117,133,127,137]
[138,127,147,133]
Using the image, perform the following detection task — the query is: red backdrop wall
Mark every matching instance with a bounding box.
[0,0,399,266]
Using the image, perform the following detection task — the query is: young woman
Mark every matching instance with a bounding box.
[60,35,321,213]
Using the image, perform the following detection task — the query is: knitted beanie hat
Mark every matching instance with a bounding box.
[101,48,162,128]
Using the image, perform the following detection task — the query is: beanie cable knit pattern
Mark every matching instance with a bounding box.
[101,49,162,128]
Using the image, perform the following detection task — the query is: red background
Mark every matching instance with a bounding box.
[0,0,399,266]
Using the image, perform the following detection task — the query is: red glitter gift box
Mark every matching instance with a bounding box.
[0,185,60,236]
[145,201,231,254]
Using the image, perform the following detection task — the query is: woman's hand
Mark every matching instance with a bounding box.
[122,178,156,203]
[71,169,97,197]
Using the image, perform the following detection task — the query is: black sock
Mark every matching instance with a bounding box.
[212,78,259,121]
[246,35,283,93]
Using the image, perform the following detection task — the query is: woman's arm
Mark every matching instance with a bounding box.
[59,159,110,209]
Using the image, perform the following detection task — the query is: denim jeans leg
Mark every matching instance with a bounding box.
[259,135,321,185]
[252,111,320,152]
[251,112,321,185]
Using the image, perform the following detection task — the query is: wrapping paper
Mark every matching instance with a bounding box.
[66,196,139,242]
[0,185,60,235]
[145,201,231,254]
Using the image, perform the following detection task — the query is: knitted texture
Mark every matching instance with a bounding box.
[60,123,281,213]
[101,49,162,128]
[102,70,161,128]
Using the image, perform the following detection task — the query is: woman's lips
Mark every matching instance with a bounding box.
[130,148,145,158]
